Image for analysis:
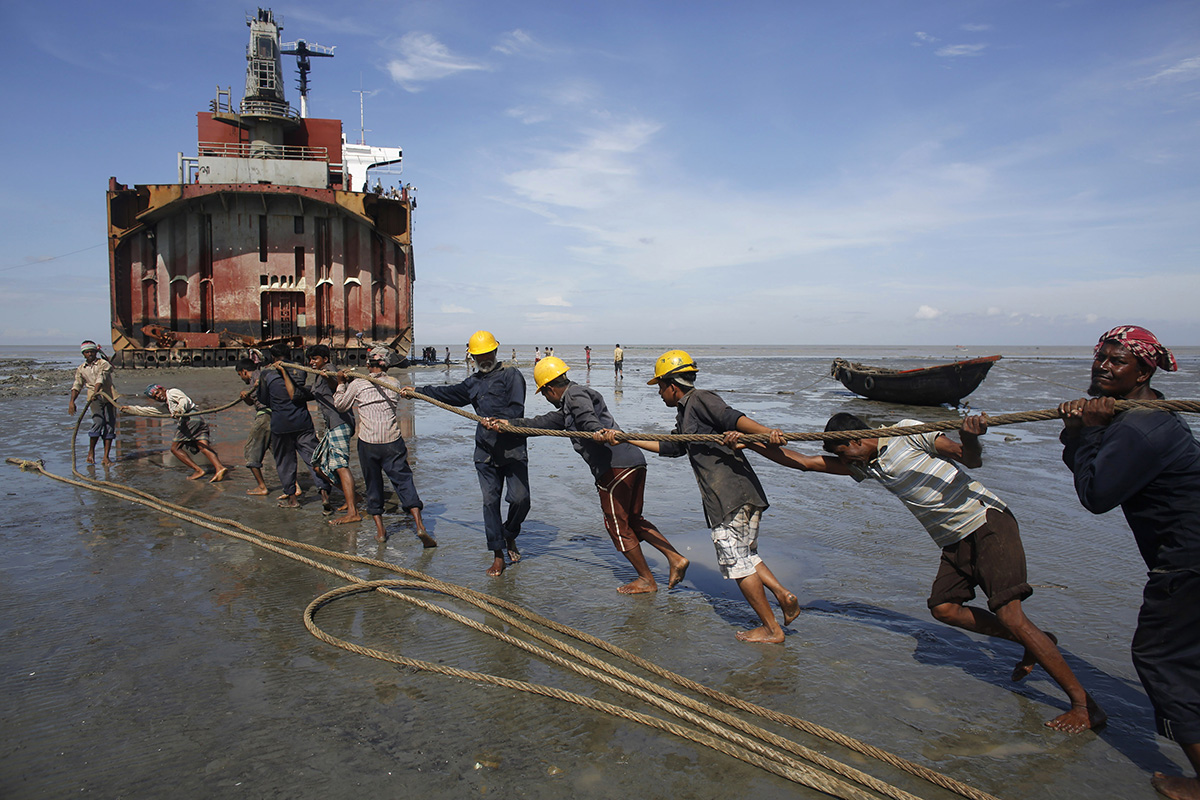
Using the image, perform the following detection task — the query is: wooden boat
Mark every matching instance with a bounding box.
[829,355,1002,406]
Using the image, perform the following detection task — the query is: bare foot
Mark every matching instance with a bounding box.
[209,467,229,483]
[506,537,521,563]
[329,513,363,526]
[86,453,96,465]
[617,577,658,594]
[247,486,269,496]
[375,528,388,543]
[735,625,785,644]
[1151,774,1200,800]
[1013,631,1058,681]
[781,592,801,625]
[486,556,506,577]
[101,456,114,466]
[278,496,300,508]
[667,556,690,589]
[417,529,438,548]
[187,470,206,481]
[1045,696,1106,733]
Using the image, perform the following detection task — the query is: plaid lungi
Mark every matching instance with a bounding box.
[314,422,353,475]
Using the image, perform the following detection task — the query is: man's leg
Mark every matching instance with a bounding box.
[380,439,435,547]
[172,441,206,479]
[198,441,229,483]
[734,572,785,644]
[86,436,99,465]
[357,440,387,539]
[272,432,300,504]
[501,460,530,562]
[328,467,362,524]
[476,463,507,576]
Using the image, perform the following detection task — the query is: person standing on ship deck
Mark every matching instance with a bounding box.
[1059,325,1200,799]
[403,330,529,576]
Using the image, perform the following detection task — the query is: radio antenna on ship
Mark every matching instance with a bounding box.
[280,38,335,119]
[353,75,372,145]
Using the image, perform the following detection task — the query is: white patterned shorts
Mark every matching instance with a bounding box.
[711,504,764,580]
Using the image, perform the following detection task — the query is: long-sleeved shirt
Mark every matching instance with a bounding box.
[256,367,314,434]
[509,382,644,480]
[1062,398,1200,573]
[310,373,355,431]
[124,388,205,436]
[657,388,768,527]
[419,366,527,465]
[72,359,115,407]
[333,375,402,444]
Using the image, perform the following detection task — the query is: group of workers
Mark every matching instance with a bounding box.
[69,325,1198,798]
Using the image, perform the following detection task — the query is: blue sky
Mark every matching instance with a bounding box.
[2,0,1198,347]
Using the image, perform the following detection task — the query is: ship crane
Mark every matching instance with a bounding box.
[280,39,335,119]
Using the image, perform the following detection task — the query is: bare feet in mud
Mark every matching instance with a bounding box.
[667,555,690,589]
[328,513,363,526]
[617,577,657,594]
[1151,774,1200,800]
[506,537,521,563]
[486,555,506,577]
[86,454,96,465]
[101,456,113,466]
[247,486,269,496]
[1044,696,1107,733]
[781,593,801,625]
[187,469,206,481]
[278,495,300,508]
[735,625,785,644]
[417,528,437,548]
[209,467,229,484]
[1013,631,1058,681]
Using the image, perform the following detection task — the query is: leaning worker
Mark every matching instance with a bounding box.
[600,350,799,643]
[403,330,529,576]
[1060,325,1200,797]
[483,356,689,594]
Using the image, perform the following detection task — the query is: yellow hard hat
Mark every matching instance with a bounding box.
[467,330,499,356]
[533,356,570,392]
[648,349,698,385]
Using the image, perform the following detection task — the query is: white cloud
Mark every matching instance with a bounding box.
[913,32,939,46]
[1143,56,1200,84]
[915,305,943,319]
[494,29,547,57]
[385,32,489,92]
[986,307,1002,316]
[439,304,472,314]
[936,44,987,58]
[537,295,572,307]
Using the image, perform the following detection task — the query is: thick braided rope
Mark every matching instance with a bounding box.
[9,453,1000,800]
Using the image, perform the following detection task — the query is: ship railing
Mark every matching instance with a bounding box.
[198,141,329,162]
[238,98,301,122]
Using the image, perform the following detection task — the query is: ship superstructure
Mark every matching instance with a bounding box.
[107,8,415,367]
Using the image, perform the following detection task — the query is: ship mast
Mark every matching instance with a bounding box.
[280,39,335,119]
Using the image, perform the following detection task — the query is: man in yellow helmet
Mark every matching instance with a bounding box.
[483,357,689,594]
[404,330,529,576]
[599,349,800,643]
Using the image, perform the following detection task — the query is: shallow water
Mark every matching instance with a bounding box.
[2,344,1198,799]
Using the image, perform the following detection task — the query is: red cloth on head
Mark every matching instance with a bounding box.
[1096,325,1177,372]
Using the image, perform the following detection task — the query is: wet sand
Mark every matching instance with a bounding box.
[1,344,1197,798]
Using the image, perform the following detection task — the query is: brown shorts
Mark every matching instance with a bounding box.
[596,466,660,553]
[927,507,1032,612]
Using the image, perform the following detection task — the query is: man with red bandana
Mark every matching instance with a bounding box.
[1060,325,1200,800]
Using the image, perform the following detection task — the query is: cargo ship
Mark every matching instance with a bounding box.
[107,8,415,368]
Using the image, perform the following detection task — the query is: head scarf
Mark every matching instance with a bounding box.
[145,383,164,398]
[80,340,99,353]
[367,345,395,368]
[1096,325,1177,372]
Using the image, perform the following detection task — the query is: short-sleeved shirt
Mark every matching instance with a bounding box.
[511,382,645,481]
[419,366,527,465]
[257,367,315,434]
[72,359,115,407]
[847,418,1007,548]
[309,374,355,431]
[657,388,768,527]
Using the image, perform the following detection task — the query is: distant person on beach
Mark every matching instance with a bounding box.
[68,340,116,465]
[123,384,229,483]
[585,345,592,369]
[403,330,529,576]
[235,358,271,495]
[483,356,689,594]
[444,347,451,366]
[335,346,433,545]
[534,346,541,364]
[307,345,361,524]
[613,344,624,379]
[1059,325,1200,796]
[600,349,798,642]
[748,412,1105,732]
[258,343,330,508]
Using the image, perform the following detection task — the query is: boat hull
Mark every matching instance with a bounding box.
[830,355,1002,406]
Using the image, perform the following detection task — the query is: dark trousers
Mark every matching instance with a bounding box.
[359,438,423,516]
[271,427,329,496]
[476,459,530,552]
[1132,570,1200,744]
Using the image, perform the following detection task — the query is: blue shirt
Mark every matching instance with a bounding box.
[257,367,315,434]
[419,365,527,465]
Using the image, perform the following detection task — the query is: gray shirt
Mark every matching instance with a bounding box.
[511,382,645,481]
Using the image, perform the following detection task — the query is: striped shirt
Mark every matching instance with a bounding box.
[847,418,1008,548]
[333,376,401,444]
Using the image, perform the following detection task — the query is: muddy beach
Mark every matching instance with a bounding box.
[1,344,1197,799]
